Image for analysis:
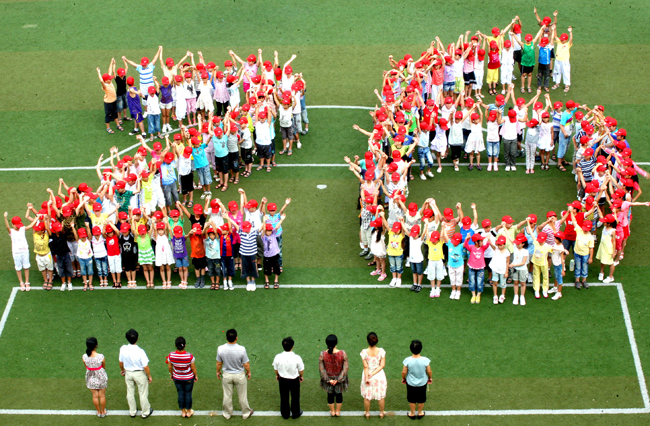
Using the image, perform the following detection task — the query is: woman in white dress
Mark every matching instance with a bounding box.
[360,332,387,419]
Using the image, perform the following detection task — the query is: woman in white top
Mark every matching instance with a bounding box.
[360,332,387,419]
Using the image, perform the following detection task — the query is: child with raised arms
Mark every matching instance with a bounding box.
[153,221,174,288]
[203,220,222,290]
[464,233,490,304]
[71,224,94,291]
[446,232,465,300]
[91,226,109,288]
[4,213,38,291]
[490,235,511,304]
[510,233,529,305]
[262,216,286,289]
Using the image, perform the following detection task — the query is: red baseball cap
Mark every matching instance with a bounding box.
[495,94,505,105]
[536,232,548,243]
[170,209,180,218]
[92,203,102,212]
[471,233,484,242]
[502,215,514,224]
[137,224,147,235]
[118,211,128,220]
[153,211,164,220]
[102,73,113,82]
[443,208,454,220]
[77,228,88,238]
[409,224,421,237]
[11,216,23,227]
[481,219,491,228]
[391,222,402,233]
[126,76,135,85]
[164,152,174,163]
[140,57,149,66]
[51,222,62,233]
[117,68,126,76]
[495,235,506,245]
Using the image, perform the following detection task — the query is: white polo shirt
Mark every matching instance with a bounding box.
[119,344,149,371]
[272,351,304,379]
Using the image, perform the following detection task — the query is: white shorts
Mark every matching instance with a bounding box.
[108,255,122,273]
[36,253,54,271]
[500,66,514,85]
[67,241,78,261]
[161,102,172,110]
[426,259,446,281]
[13,251,30,270]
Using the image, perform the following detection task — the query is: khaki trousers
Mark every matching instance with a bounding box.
[125,370,151,417]
[222,371,252,419]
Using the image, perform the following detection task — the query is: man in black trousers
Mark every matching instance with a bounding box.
[272,337,304,419]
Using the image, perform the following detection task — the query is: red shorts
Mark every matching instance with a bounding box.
[615,229,625,251]
[623,225,630,239]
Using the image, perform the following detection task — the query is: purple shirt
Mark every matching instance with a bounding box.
[160,85,173,104]
[127,90,142,114]
[262,230,280,258]
[171,235,188,259]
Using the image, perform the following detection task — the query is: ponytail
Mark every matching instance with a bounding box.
[85,337,98,357]
[325,334,338,354]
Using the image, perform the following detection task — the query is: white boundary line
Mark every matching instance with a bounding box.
[1,105,647,172]
[0,282,648,416]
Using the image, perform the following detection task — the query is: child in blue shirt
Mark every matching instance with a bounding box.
[191,132,212,197]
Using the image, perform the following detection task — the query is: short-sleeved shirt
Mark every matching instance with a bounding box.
[103,82,117,103]
[426,240,444,261]
[447,242,464,268]
[192,143,209,169]
[387,232,404,256]
[119,344,149,371]
[189,234,205,258]
[204,236,221,259]
[217,343,249,374]
[136,65,155,86]
[403,356,431,387]
[272,351,304,379]
[574,227,594,256]
[160,161,177,185]
[166,351,195,381]
[33,232,50,256]
[531,241,553,266]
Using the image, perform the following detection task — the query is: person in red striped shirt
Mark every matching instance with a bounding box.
[166,337,198,418]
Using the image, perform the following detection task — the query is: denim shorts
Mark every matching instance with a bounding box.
[175,256,189,268]
[195,165,213,186]
[492,272,507,288]
[116,93,128,111]
[443,81,455,92]
[94,256,109,276]
[418,147,433,169]
[388,254,404,274]
[553,263,564,285]
[486,141,500,158]
[79,257,94,276]
[410,261,424,275]
[207,258,222,277]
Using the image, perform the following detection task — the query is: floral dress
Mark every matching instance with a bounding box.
[83,353,108,390]
[360,348,387,400]
[319,350,349,394]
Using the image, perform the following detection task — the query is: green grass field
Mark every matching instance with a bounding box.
[2,0,650,424]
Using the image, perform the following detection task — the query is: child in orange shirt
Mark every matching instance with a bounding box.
[189,223,206,288]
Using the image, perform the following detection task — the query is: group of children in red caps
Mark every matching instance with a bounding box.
[97,47,308,188]
[346,9,649,304]
[5,145,292,291]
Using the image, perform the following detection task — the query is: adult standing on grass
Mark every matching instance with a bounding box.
[97,59,123,134]
[272,337,304,419]
[402,339,432,420]
[319,334,349,417]
[83,337,108,417]
[118,329,153,419]
[216,329,254,419]
[166,336,198,418]
[360,332,387,419]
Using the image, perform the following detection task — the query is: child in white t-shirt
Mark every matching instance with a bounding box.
[5,213,37,291]
[510,234,529,305]
[490,235,510,304]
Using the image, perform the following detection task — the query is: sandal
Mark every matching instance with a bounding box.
[272,162,277,167]
[221,184,228,192]
[89,284,94,291]
[266,167,272,172]
[47,283,53,290]
[527,87,532,93]
[216,283,220,290]
[256,166,263,171]
[551,155,557,161]
[42,282,48,290]
[20,283,25,291]
[124,117,133,121]
[214,183,223,189]
[564,86,570,92]
[520,87,525,93]
[552,84,560,90]
[274,283,279,289]
[557,164,566,172]
[233,178,239,184]
[117,126,124,132]
[229,177,234,183]
[279,150,286,155]
[264,282,270,289]
[187,201,194,208]
[287,150,292,156]
[106,128,114,134]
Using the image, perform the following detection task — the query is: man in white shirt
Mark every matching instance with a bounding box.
[272,337,304,419]
[118,329,153,418]
[216,329,253,419]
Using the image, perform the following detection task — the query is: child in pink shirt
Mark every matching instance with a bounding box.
[464,233,491,304]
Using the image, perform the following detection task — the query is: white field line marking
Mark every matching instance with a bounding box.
[0,282,648,416]
[2,104,646,172]
[0,287,18,341]
[617,283,650,409]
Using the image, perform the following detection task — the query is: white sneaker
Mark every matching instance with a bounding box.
[389,278,396,287]
[548,287,558,294]
[395,278,402,287]
[434,287,440,297]
[511,166,517,171]
[603,276,614,283]
[251,283,256,291]
[437,166,442,173]
[67,283,73,291]
[527,275,533,284]
[229,281,234,290]
[297,141,302,149]
[513,295,519,305]
[534,290,540,299]
[405,260,410,268]
[498,294,505,304]
[60,284,66,292]
[542,290,548,298]
[430,289,436,298]
[420,174,426,180]
[487,163,492,171]
[449,290,456,299]
[520,295,526,305]
[505,166,511,172]
[426,171,434,178]
[552,292,562,300]
[455,290,461,300]
[598,273,604,281]
[494,164,499,171]
[493,295,499,304]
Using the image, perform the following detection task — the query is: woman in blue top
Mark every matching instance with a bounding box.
[401,340,432,419]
